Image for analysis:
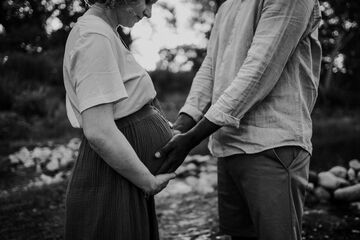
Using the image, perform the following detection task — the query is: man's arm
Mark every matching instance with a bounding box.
[175,6,225,130]
[156,0,316,172]
[204,0,315,127]
[175,53,214,131]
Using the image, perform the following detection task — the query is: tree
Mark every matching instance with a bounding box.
[318,0,360,106]
[0,0,134,53]
[0,0,85,52]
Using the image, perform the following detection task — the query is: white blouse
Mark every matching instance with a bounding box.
[63,15,156,128]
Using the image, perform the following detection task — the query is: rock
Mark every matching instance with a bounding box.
[46,159,60,171]
[8,154,20,164]
[185,163,197,172]
[67,138,81,150]
[306,182,315,191]
[314,187,331,202]
[157,180,192,197]
[31,147,52,163]
[196,178,214,194]
[191,155,211,163]
[198,172,217,188]
[350,202,360,211]
[334,184,360,202]
[349,159,360,171]
[348,168,356,182]
[206,165,218,173]
[185,176,199,187]
[309,171,318,185]
[329,166,347,179]
[318,171,350,190]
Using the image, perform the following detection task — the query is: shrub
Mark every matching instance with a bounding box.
[0,49,64,86]
[0,72,20,110]
[0,112,31,141]
[13,87,49,118]
[150,70,195,97]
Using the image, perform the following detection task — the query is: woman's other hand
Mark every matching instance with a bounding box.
[82,103,166,194]
[144,172,177,196]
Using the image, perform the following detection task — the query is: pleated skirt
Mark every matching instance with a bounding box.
[65,104,173,240]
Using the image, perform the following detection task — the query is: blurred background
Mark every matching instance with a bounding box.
[1,0,359,170]
[0,0,360,239]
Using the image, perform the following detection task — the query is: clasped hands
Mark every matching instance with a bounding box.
[154,113,221,174]
[155,130,196,174]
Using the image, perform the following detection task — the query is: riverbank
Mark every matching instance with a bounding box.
[1,179,359,240]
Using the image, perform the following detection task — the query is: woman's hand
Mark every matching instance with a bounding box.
[82,103,174,194]
[144,172,177,196]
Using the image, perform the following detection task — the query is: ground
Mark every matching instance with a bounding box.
[0,179,360,240]
[1,110,360,240]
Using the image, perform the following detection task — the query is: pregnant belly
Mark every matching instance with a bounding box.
[118,109,173,175]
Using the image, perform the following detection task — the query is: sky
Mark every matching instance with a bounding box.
[122,0,212,70]
[44,0,212,70]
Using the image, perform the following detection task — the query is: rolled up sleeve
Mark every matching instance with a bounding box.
[179,54,214,122]
[71,33,128,113]
[179,8,225,122]
[205,0,315,128]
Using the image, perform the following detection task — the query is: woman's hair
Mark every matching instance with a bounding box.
[84,0,141,7]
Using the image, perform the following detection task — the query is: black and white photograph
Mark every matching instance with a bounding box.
[0,0,360,239]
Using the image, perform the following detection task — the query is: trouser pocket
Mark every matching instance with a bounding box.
[270,146,305,170]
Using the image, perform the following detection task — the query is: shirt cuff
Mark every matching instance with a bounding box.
[179,104,204,122]
[204,105,240,128]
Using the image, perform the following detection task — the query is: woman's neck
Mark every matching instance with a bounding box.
[86,3,119,32]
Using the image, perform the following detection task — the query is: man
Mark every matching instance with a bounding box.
[155,0,322,239]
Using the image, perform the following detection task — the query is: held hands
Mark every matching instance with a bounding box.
[155,132,196,174]
[155,116,221,174]
[144,172,177,196]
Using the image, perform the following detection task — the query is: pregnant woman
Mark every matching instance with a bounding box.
[62,0,175,239]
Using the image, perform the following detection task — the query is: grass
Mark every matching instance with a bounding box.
[0,183,66,240]
[1,181,360,240]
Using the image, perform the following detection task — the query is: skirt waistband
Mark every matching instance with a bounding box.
[114,104,159,129]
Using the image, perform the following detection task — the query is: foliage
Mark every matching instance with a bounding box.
[0,0,359,144]
[0,0,132,53]
[318,0,360,106]
[0,0,85,52]
[0,0,359,105]
[0,50,64,85]
[13,87,49,118]
[157,0,360,107]
[0,112,31,141]
[157,46,207,72]
[150,70,195,97]
[0,72,19,110]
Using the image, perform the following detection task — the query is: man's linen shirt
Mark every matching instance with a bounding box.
[180,0,322,157]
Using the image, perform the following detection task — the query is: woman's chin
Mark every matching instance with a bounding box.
[120,21,137,28]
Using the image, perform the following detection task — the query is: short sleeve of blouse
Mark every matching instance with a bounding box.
[70,33,128,113]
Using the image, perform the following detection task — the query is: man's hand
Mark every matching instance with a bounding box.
[155,117,221,173]
[173,113,197,133]
[155,133,195,173]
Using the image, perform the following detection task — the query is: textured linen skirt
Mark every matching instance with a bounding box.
[65,104,173,240]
